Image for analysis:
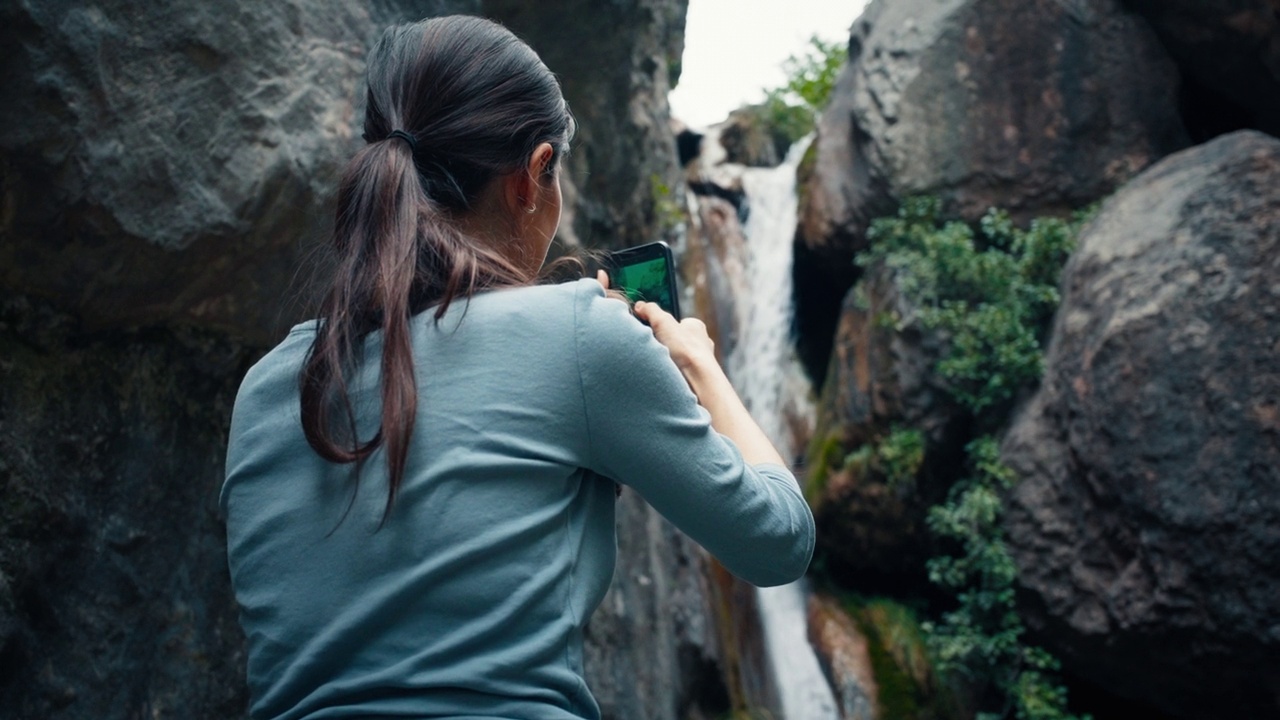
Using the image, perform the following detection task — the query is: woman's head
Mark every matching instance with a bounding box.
[302,15,574,522]
[364,16,571,208]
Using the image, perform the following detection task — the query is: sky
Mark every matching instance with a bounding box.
[669,0,871,129]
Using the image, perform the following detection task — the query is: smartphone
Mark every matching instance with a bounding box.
[606,241,682,320]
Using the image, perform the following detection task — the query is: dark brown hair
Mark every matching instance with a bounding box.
[299,15,574,522]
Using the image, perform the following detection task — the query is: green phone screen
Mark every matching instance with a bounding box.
[615,256,675,313]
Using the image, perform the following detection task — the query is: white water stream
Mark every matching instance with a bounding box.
[727,138,839,720]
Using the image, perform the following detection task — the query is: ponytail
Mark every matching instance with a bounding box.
[299,16,572,524]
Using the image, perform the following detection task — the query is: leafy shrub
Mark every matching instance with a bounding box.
[858,197,1087,417]
[855,198,1096,720]
[753,35,849,150]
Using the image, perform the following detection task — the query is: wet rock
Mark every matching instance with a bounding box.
[805,266,967,589]
[680,194,750,362]
[808,593,878,720]
[716,107,782,168]
[1001,130,1280,719]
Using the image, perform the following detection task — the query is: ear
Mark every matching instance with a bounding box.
[503,142,556,215]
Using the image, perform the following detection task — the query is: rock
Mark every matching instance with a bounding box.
[585,493,730,719]
[794,0,1189,382]
[679,194,751,361]
[0,0,686,346]
[490,0,689,252]
[1122,0,1280,139]
[804,265,968,589]
[0,294,253,719]
[1000,130,1280,719]
[716,107,782,168]
[808,594,878,720]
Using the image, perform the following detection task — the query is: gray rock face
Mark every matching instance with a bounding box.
[0,296,253,718]
[0,1,712,718]
[0,0,685,346]
[1001,130,1280,719]
[488,0,689,252]
[793,0,1189,379]
[800,0,1187,260]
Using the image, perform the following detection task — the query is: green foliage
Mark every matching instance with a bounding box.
[858,197,1088,416]
[845,427,926,490]
[780,35,848,111]
[649,174,685,234]
[856,198,1096,720]
[754,35,849,149]
[853,597,959,720]
[923,439,1089,720]
[805,431,849,505]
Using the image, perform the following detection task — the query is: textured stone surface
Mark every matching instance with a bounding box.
[805,266,967,589]
[490,0,689,253]
[1001,130,1280,719]
[0,294,253,719]
[793,0,1189,383]
[0,0,685,346]
[679,194,750,362]
[808,594,877,720]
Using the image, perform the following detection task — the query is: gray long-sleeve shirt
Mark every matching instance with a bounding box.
[221,278,815,719]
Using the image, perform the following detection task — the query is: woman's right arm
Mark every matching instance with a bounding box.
[574,279,814,587]
[630,300,787,468]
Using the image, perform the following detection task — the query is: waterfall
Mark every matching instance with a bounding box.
[726,138,839,720]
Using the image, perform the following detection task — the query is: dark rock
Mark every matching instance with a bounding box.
[1001,130,1280,719]
[1121,0,1280,140]
[805,270,968,590]
[489,0,689,252]
[585,494,728,720]
[0,294,253,720]
[0,0,686,346]
[716,107,782,168]
[794,0,1190,382]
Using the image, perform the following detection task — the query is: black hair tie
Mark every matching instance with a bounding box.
[387,129,417,154]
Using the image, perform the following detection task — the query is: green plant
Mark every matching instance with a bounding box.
[649,174,685,234]
[858,197,1088,416]
[855,198,1096,720]
[754,35,849,149]
[923,438,1089,720]
[845,427,926,490]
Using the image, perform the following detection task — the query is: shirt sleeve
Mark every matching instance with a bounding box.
[572,278,815,587]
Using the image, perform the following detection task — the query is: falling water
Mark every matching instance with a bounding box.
[726,137,839,720]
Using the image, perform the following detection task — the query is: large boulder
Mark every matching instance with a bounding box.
[0,0,685,346]
[1122,0,1280,139]
[0,296,253,718]
[794,0,1189,383]
[1000,130,1280,719]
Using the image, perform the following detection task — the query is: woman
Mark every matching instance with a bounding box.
[221,15,814,720]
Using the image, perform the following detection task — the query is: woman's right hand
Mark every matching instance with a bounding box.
[632,301,718,380]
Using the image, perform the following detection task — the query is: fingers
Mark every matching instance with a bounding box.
[633,300,676,330]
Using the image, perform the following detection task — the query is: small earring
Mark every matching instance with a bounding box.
[525,206,537,214]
